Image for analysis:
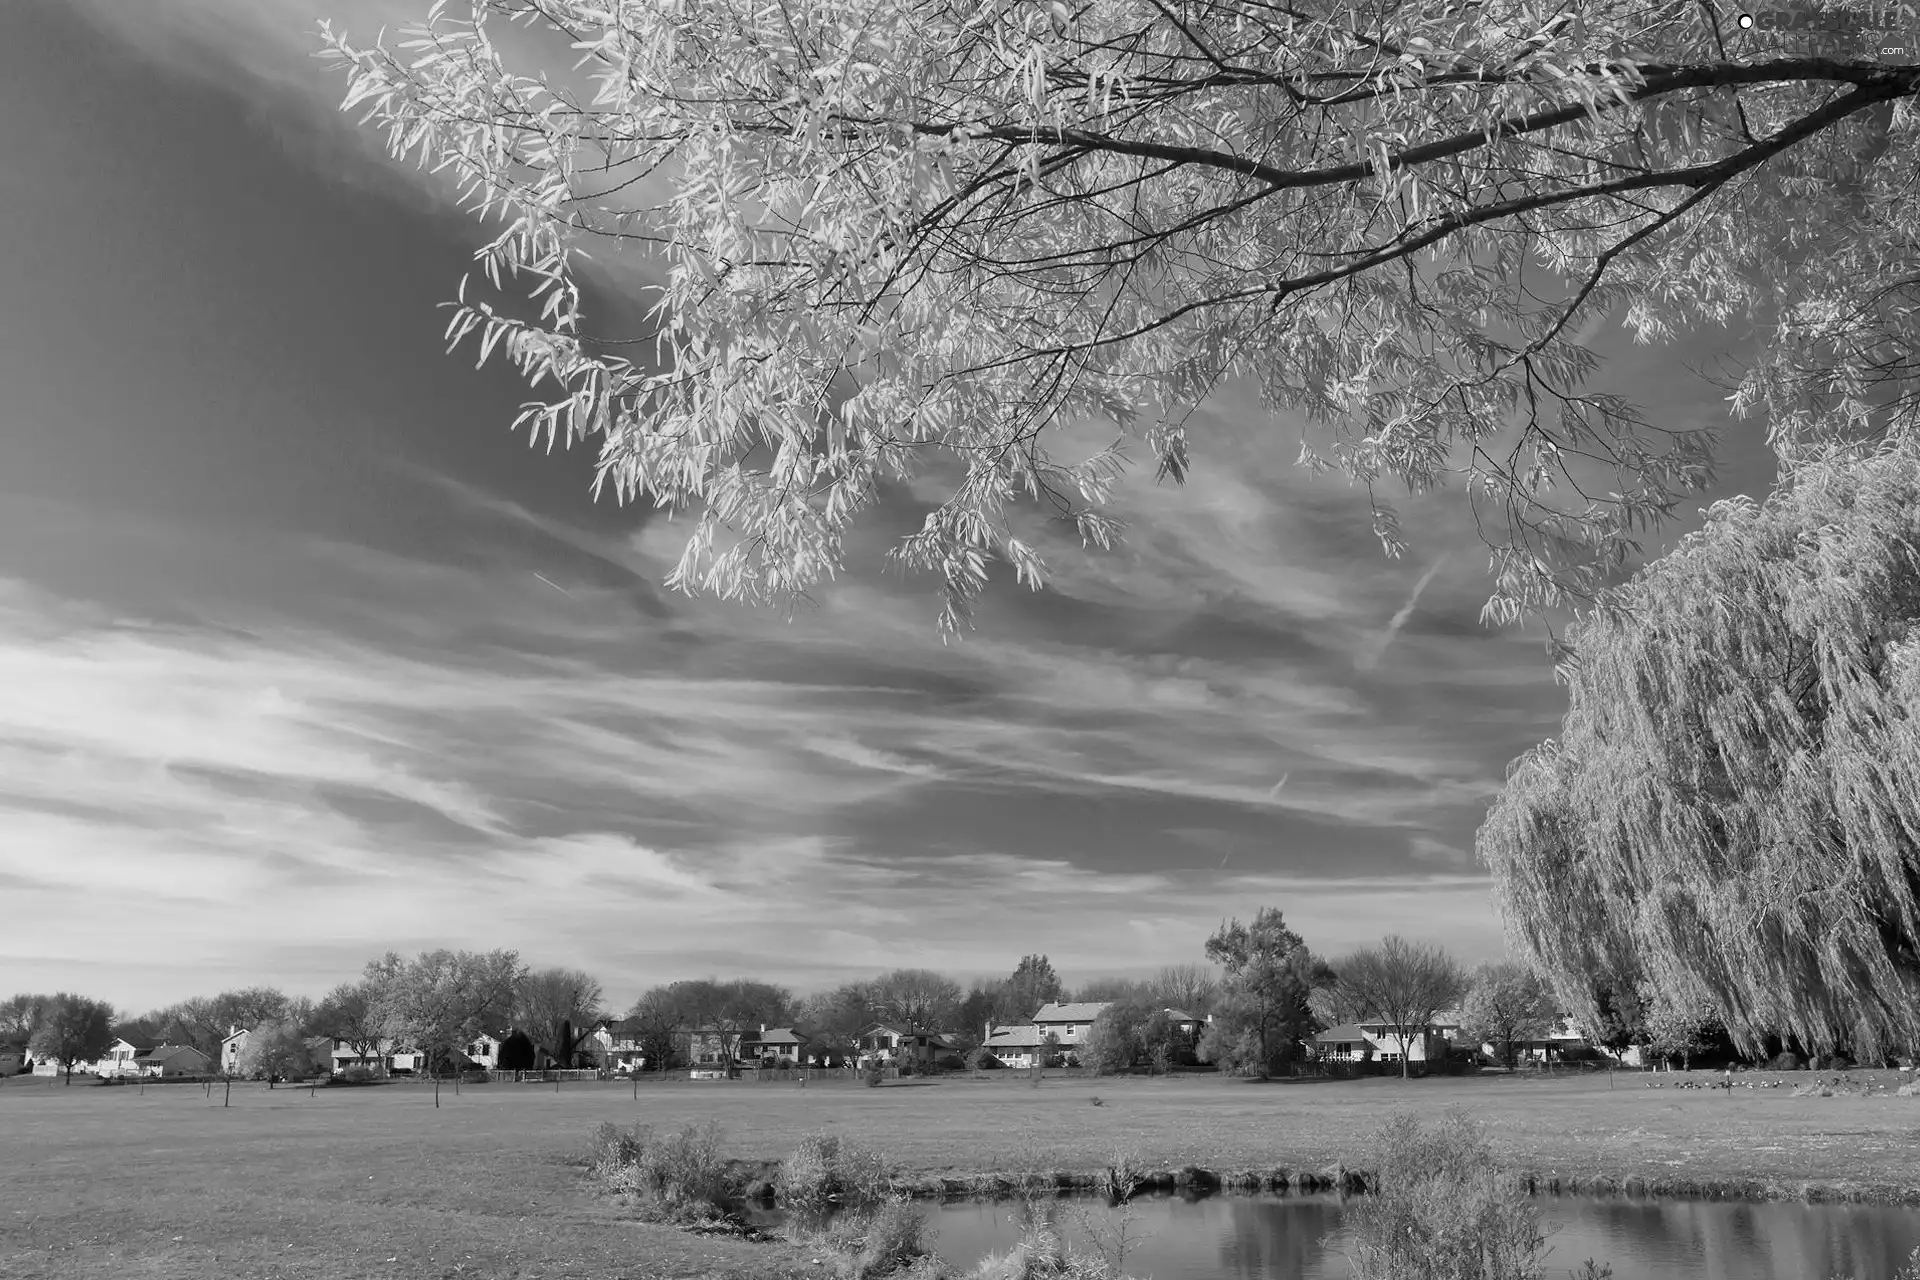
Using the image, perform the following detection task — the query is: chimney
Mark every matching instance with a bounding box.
[984,1019,992,1042]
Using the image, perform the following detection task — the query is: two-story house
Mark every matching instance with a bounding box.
[96,1037,150,1078]
[686,1026,744,1069]
[220,1026,249,1074]
[1030,1002,1110,1050]
[856,1023,956,1067]
[1313,1020,1454,1064]
[467,1032,503,1069]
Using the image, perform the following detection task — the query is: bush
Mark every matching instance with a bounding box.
[812,1197,937,1280]
[332,1065,380,1086]
[1770,1051,1804,1071]
[590,1120,646,1173]
[966,1048,1003,1071]
[776,1130,892,1221]
[1347,1111,1612,1280]
[965,1202,1121,1280]
[592,1120,734,1223]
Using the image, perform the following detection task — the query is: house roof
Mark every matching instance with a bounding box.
[1161,1008,1198,1024]
[1314,1023,1374,1044]
[754,1028,809,1046]
[983,1026,1046,1049]
[1032,1002,1112,1024]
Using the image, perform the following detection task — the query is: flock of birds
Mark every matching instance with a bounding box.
[1644,1075,1865,1090]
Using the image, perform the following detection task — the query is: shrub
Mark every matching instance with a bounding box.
[965,1201,1121,1280]
[332,1065,379,1086]
[496,1030,537,1072]
[966,1048,1003,1071]
[1099,1150,1144,1204]
[593,1120,734,1223]
[864,1060,889,1087]
[821,1196,936,1280]
[589,1121,646,1174]
[1770,1051,1804,1071]
[1347,1111,1612,1280]
[776,1130,892,1222]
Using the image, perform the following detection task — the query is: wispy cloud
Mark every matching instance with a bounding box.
[1356,554,1452,672]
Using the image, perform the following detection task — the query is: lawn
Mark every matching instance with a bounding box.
[6,1068,1919,1279]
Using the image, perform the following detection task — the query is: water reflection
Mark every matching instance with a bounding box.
[914,1192,1920,1280]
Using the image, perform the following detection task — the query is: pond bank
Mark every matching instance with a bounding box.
[807,1164,1920,1208]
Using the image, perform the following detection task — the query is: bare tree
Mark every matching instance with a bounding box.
[1147,964,1219,1016]
[1334,937,1470,1079]
[1074,977,1149,1004]
[624,986,689,1074]
[514,967,607,1067]
[867,969,963,1031]
[210,987,292,1036]
[313,979,389,1075]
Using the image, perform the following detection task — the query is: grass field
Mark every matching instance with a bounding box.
[7,1068,1920,1279]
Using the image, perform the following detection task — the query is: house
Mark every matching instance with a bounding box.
[328,1039,385,1074]
[1031,1002,1112,1048]
[220,1026,249,1074]
[321,1037,422,1075]
[1479,1016,1593,1065]
[686,1026,744,1068]
[570,1020,616,1069]
[601,1018,650,1073]
[743,1026,813,1067]
[857,1023,956,1067]
[1160,1008,1206,1040]
[981,1024,1049,1069]
[1312,1021,1453,1064]
[467,1032,503,1069]
[131,1044,211,1077]
[96,1037,151,1078]
[0,1047,24,1076]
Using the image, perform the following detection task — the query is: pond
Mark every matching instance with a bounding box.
[893,1192,1920,1280]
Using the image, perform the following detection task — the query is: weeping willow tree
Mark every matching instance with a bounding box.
[1481,436,1920,1060]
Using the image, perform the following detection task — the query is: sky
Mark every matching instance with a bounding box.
[0,0,1784,1016]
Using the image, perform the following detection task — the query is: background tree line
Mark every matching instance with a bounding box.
[10,919,1800,1082]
